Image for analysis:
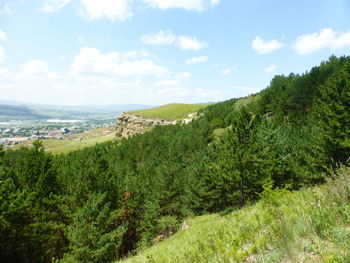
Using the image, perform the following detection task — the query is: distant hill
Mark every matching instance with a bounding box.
[0,105,49,119]
[74,104,155,113]
[0,101,154,121]
[128,103,210,120]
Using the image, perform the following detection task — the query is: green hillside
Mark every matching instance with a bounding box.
[129,103,209,120]
[122,168,350,263]
[1,56,349,262]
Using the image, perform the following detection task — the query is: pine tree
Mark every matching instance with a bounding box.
[314,59,350,163]
[63,193,127,263]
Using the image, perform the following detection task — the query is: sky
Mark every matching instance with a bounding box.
[0,0,350,106]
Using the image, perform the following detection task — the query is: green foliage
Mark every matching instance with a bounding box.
[62,193,126,263]
[313,58,350,162]
[0,140,67,262]
[155,216,179,235]
[259,184,290,206]
[122,168,350,263]
[1,56,349,262]
[209,117,224,128]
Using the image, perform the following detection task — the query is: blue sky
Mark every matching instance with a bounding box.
[0,0,350,105]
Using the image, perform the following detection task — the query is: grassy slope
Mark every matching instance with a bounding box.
[12,128,115,154]
[128,103,209,120]
[122,168,350,263]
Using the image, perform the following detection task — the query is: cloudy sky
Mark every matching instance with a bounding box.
[0,0,350,105]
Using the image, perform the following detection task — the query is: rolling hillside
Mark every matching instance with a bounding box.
[128,103,209,120]
[1,56,349,262]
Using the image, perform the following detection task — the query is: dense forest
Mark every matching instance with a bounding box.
[0,56,349,262]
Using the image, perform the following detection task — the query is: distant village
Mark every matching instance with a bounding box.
[0,119,115,148]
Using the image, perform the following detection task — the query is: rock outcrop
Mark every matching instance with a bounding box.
[115,113,175,138]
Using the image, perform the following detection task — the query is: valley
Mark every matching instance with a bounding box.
[0,102,152,150]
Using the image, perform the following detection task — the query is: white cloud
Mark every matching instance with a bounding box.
[0,68,12,76]
[78,0,216,21]
[0,3,12,14]
[252,36,284,54]
[332,31,350,49]
[293,28,350,55]
[0,30,8,41]
[125,49,149,58]
[154,71,190,87]
[0,60,158,105]
[175,72,191,80]
[20,60,50,76]
[221,68,231,75]
[177,36,207,50]
[142,30,208,51]
[140,0,206,11]
[186,56,208,64]
[0,64,193,105]
[154,79,179,87]
[80,0,133,21]
[141,30,176,45]
[195,88,226,101]
[264,64,277,73]
[0,46,5,63]
[70,47,170,78]
[210,0,220,6]
[0,62,261,105]
[78,35,86,44]
[221,66,237,75]
[41,0,70,13]
[157,87,192,98]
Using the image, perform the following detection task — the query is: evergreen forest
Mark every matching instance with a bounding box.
[0,56,349,262]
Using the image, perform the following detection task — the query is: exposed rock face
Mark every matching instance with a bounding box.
[115,113,175,138]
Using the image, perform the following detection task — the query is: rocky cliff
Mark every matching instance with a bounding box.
[115,113,176,138]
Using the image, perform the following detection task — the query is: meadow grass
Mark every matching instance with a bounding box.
[121,168,350,263]
[128,103,209,120]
